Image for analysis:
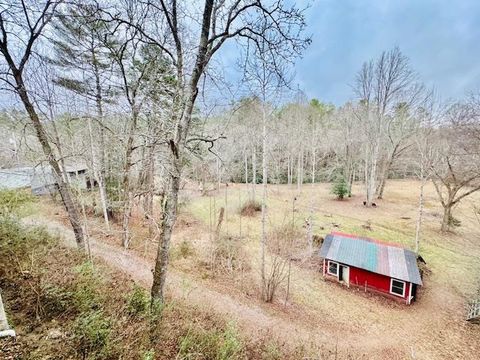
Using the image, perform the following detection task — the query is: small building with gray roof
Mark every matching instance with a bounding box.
[319,232,423,304]
[0,161,89,195]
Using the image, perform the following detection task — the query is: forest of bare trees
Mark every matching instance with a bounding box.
[1,0,480,311]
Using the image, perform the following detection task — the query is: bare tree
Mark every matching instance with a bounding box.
[0,0,85,248]
[108,33,152,249]
[335,103,360,195]
[464,91,480,142]
[353,47,423,205]
[413,103,439,254]
[375,99,425,198]
[431,102,480,232]
[103,0,311,305]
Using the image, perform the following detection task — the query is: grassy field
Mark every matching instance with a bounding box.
[182,179,480,359]
[187,180,480,293]
[14,179,480,359]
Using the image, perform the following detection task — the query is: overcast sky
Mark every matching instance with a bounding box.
[3,1,479,111]
[294,0,480,105]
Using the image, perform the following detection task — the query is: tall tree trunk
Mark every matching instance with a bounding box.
[214,206,225,240]
[99,127,107,177]
[311,148,316,184]
[349,165,356,196]
[376,156,392,199]
[14,74,84,248]
[345,144,354,196]
[150,0,216,304]
[441,203,452,232]
[252,145,256,201]
[364,149,372,206]
[376,167,388,199]
[97,172,109,229]
[93,61,110,230]
[144,142,155,238]
[260,103,267,301]
[369,149,378,204]
[414,165,426,254]
[365,142,379,207]
[151,168,180,304]
[376,144,400,199]
[94,59,107,178]
[87,117,110,230]
[244,150,248,184]
[122,109,138,248]
[50,119,69,184]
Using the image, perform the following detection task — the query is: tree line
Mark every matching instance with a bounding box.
[0,1,479,307]
[193,48,480,234]
[0,0,310,306]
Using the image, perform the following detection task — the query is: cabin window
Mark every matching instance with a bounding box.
[327,261,339,276]
[390,279,406,297]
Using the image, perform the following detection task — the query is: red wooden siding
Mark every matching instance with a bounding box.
[323,260,413,303]
[349,266,410,301]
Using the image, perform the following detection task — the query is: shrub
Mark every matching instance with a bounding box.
[127,285,149,316]
[176,240,195,259]
[211,235,249,274]
[104,177,122,202]
[262,342,282,360]
[0,216,57,276]
[239,200,261,216]
[218,323,243,359]
[448,214,461,227]
[141,349,155,360]
[73,310,112,359]
[331,176,349,199]
[73,262,103,312]
[41,283,73,318]
[149,298,166,329]
[177,322,243,360]
[267,224,302,257]
[0,189,36,216]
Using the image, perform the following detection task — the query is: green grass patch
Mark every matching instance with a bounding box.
[0,189,37,217]
[177,322,244,360]
[73,309,112,359]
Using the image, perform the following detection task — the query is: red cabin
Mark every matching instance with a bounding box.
[319,232,423,304]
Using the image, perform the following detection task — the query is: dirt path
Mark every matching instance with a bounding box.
[23,214,408,358]
[20,215,476,359]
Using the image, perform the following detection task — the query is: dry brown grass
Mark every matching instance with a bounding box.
[185,180,480,359]
[2,216,325,360]
[26,179,480,359]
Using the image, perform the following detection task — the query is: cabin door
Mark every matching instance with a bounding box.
[340,266,350,286]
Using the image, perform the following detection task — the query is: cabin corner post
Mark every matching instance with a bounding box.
[409,282,411,304]
[322,259,326,277]
[406,282,412,305]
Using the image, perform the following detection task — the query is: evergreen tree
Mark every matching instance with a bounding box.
[332,176,349,199]
[49,4,117,229]
[50,4,115,106]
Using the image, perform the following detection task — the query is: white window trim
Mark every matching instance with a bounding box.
[390,278,406,298]
[327,261,339,276]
